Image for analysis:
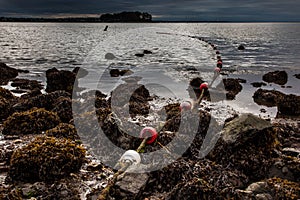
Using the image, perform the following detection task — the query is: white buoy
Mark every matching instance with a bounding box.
[119,150,141,165]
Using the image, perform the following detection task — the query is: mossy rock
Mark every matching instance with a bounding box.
[46,123,80,141]
[8,135,86,182]
[2,108,60,135]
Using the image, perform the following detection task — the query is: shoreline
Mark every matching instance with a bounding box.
[0,61,299,199]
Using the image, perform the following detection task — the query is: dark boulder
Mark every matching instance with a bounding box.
[72,67,89,79]
[251,82,267,87]
[0,62,18,85]
[109,69,133,77]
[253,89,284,107]
[208,113,277,181]
[221,78,243,100]
[294,74,300,79]
[277,94,300,117]
[238,44,245,50]
[143,50,152,54]
[135,53,144,57]
[46,67,77,94]
[263,70,288,85]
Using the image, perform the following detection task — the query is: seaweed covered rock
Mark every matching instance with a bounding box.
[46,123,79,141]
[143,159,248,199]
[12,90,71,112]
[8,135,86,182]
[0,62,18,85]
[51,96,73,123]
[0,87,15,100]
[208,113,278,181]
[253,89,284,107]
[11,78,43,91]
[263,70,288,85]
[2,108,60,135]
[237,178,299,199]
[46,67,77,93]
[276,94,300,117]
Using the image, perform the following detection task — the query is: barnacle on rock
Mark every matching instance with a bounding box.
[8,135,86,182]
[2,108,60,135]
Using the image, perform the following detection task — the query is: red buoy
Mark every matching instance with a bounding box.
[180,101,192,111]
[217,60,223,68]
[200,82,209,91]
[140,127,158,144]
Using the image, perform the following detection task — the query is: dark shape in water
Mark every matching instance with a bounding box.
[238,44,245,50]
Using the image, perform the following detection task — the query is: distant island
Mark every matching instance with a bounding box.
[0,11,152,23]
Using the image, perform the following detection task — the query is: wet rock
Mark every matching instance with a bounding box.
[251,82,267,87]
[208,113,277,181]
[253,89,284,107]
[221,78,243,100]
[135,53,144,57]
[276,94,300,117]
[238,44,245,50]
[112,173,149,199]
[11,78,43,91]
[105,53,116,60]
[110,69,133,77]
[46,67,77,94]
[143,50,152,54]
[0,62,18,85]
[7,135,86,182]
[2,108,60,135]
[46,123,80,141]
[294,74,300,79]
[263,70,288,85]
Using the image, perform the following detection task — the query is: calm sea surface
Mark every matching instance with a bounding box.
[0,22,299,117]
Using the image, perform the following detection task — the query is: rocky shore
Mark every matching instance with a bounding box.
[0,62,299,199]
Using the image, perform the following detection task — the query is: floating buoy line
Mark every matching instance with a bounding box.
[98,32,224,200]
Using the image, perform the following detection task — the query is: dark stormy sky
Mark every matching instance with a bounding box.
[0,0,299,21]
